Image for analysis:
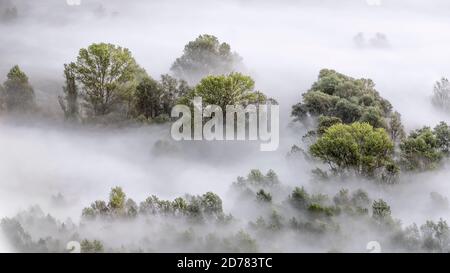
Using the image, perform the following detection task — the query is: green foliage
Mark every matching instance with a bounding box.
[179,72,267,111]
[3,65,35,112]
[81,240,104,253]
[82,187,226,223]
[133,74,190,120]
[58,64,79,121]
[420,219,450,252]
[233,169,280,195]
[171,34,242,84]
[399,124,449,171]
[292,69,396,132]
[133,77,162,119]
[310,122,394,177]
[388,111,405,142]
[159,74,191,114]
[372,199,391,222]
[434,122,450,154]
[289,187,310,210]
[109,186,126,211]
[256,189,272,203]
[317,116,342,135]
[69,43,139,117]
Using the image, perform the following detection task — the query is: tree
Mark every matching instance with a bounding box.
[434,121,450,154]
[200,192,223,217]
[69,43,139,117]
[432,78,450,112]
[372,199,391,222]
[132,74,191,120]
[310,122,394,177]
[160,74,191,115]
[81,240,104,253]
[58,64,79,121]
[289,187,310,210]
[388,111,405,142]
[333,99,361,123]
[420,219,450,252]
[400,127,443,171]
[133,77,162,119]
[180,72,266,111]
[360,107,387,129]
[256,189,272,203]
[3,65,35,112]
[108,187,126,212]
[291,69,397,135]
[171,34,243,84]
[317,116,342,135]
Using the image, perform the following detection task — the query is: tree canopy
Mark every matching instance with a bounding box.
[179,72,267,111]
[400,122,450,171]
[310,122,395,177]
[69,43,139,117]
[2,65,35,112]
[171,34,243,84]
[292,69,397,134]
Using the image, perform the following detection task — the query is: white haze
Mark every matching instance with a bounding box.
[1,0,450,252]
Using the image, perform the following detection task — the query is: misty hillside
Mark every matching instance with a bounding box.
[0,0,450,253]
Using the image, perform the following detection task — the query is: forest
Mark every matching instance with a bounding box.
[0,0,450,253]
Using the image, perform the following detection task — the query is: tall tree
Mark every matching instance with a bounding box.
[3,65,35,112]
[69,43,139,117]
[58,64,79,121]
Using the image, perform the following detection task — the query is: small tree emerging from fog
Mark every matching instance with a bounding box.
[372,199,391,222]
[3,65,35,112]
[108,186,126,212]
[432,78,450,113]
[171,34,243,84]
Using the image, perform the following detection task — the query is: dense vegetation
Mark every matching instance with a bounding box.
[291,69,450,181]
[2,170,450,252]
[1,33,450,253]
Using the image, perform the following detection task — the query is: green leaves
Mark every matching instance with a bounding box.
[292,69,397,134]
[171,34,242,84]
[2,65,35,112]
[310,122,394,177]
[179,72,267,111]
[70,43,139,116]
[400,123,450,171]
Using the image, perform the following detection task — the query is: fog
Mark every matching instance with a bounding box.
[1,0,450,252]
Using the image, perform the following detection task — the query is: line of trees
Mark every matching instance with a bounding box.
[4,170,450,252]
